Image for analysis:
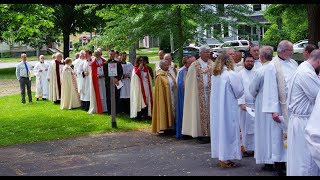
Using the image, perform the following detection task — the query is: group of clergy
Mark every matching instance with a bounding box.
[30,42,320,176]
[151,41,320,176]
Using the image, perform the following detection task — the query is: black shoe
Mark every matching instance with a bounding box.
[242,151,250,157]
[197,137,210,144]
[36,98,39,101]
[22,102,26,104]
[261,164,274,171]
[42,98,47,100]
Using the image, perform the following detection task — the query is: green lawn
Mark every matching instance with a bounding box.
[0,67,16,79]
[0,94,152,146]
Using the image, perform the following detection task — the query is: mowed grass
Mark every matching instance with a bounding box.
[0,67,16,79]
[136,47,159,61]
[0,94,152,146]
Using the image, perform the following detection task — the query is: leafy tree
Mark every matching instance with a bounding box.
[92,4,256,65]
[46,4,104,58]
[0,4,56,57]
[262,4,308,46]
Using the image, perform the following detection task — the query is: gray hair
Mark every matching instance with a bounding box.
[199,45,210,52]
[259,46,274,61]
[277,40,293,54]
[310,49,320,62]
[159,60,168,69]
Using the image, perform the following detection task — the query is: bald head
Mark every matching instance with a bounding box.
[158,50,165,60]
[164,53,172,63]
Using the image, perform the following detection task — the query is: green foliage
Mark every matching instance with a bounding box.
[262,4,308,45]
[0,94,151,146]
[159,34,172,53]
[0,68,16,79]
[0,4,57,49]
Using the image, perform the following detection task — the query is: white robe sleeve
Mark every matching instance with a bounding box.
[228,71,244,99]
[261,64,280,113]
[237,71,245,105]
[298,72,320,103]
[305,91,320,168]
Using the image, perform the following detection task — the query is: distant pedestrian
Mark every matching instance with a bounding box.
[15,53,33,104]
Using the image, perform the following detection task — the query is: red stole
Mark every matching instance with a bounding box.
[133,65,153,110]
[55,60,64,98]
[90,57,106,114]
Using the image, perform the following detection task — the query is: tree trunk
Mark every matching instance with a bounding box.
[129,42,137,65]
[36,46,40,58]
[307,4,320,47]
[177,6,184,67]
[63,31,70,59]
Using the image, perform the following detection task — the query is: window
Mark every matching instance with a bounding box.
[231,41,240,46]
[253,4,261,11]
[240,41,248,45]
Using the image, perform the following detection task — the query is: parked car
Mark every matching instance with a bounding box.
[211,40,250,58]
[171,45,214,62]
[293,39,308,54]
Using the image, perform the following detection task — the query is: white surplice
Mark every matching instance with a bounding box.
[251,57,297,164]
[305,91,320,170]
[238,67,255,151]
[249,62,277,164]
[33,61,50,98]
[210,67,244,161]
[286,61,320,176]
[130,68,153,118]
[77,59,92,101]
[120,62,133,99]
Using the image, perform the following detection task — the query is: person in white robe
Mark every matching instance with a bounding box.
[73,50,86,94]
[154,50,165,77]
[77,50,93,111]
[33,55,49,100]
[210,51,244,168]
[238,53,255,157]
[130,56,153,119]
[233,50,244,73]
[250,44,262,70]
[249,46,276,171]
[257,40,298,176]
[286,49,320,176]
[60,58,81,110]
[48,52,65,104]
[182,45,214,143]
[88,50,108,114]
[119,52,133,114]
[305,90,320,169]
[155,54,177,79]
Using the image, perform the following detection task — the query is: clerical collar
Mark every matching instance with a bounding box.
[40,62,44,64]
[87,58,92,62]
[278,55,286,61]
[121,61,127,64]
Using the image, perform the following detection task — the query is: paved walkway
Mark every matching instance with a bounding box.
[0,130,277,176]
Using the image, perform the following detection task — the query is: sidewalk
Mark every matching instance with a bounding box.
[0,130,276,176]
[0,60,52,69]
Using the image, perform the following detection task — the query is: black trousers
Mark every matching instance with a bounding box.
[119,98,130,114]
[106,87,121,114]
[19,77,32,103]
